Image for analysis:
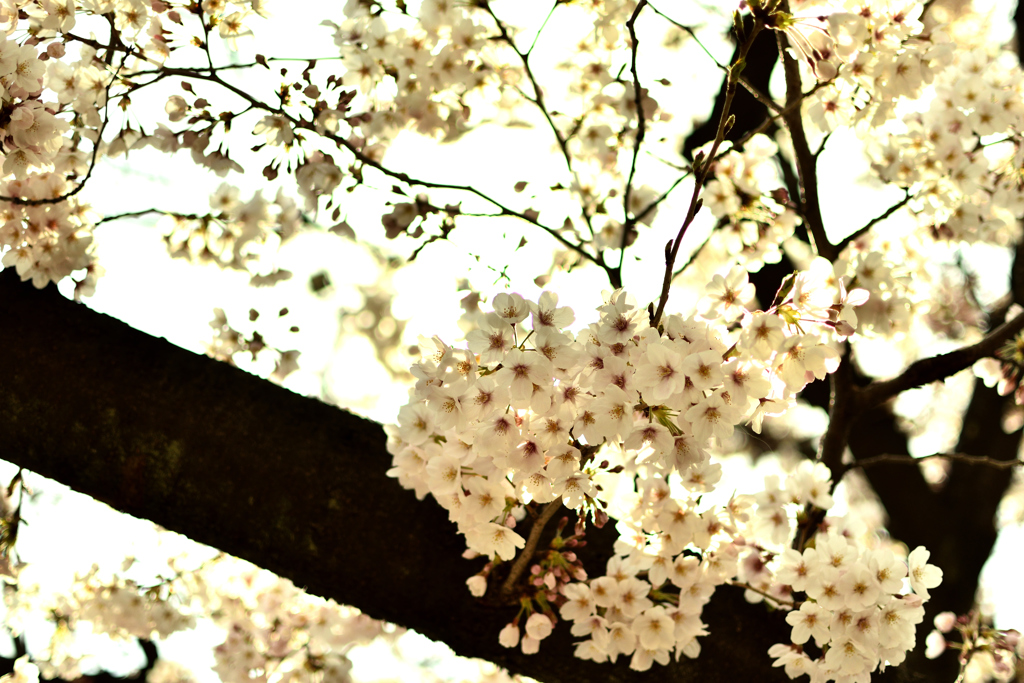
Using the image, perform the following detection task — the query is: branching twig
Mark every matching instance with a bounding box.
[500,501,562,597]
[728,580,797,608]
[650,20,763,328]
[618,0,649,269]
[0,45,129,205]
[845,452,1024,475]
[776,21,833,261]
[479,4,598,246]
[94,209,205,227]
[834,189,912,253]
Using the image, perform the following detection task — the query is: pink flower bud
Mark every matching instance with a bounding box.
[499,623,520,648]
[934,611,957,633]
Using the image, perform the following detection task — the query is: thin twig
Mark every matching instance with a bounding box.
[834,190,912,252]
[501,501,562,597]
[650,20,763,328]
[618,0,650,270]
[846,452,1024,475]
[0,47,129,205]
[480,4,599,245]
[728,580,797,608]
[776,21,832,261]
[94,209,205,227]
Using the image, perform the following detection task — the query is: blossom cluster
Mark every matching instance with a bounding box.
[384,279,890,669]
[768,540,941,680]
[2,552,391,683]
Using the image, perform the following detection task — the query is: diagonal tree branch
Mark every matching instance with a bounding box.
[856,310,1024,411]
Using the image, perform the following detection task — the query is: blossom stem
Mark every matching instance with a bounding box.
[500,501,562,598]
[775,9,833,262]
[844,452,1024,475]
[651,20,763,328]
[727,580,797,607]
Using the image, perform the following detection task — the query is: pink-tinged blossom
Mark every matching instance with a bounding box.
[681,349,725,392]
[607,621,638,656]
[530,291,574,330]
[525,612,554,640]
[775,335,841,392]
[466,575,486,597]
[786,459,834,509]
[805,565,844,611]
[776,547,821,593]
[553,472,594,509]
[698,266,756,322]
[742,313,786,361]
[769,643,815,680]
[865,549,908,594]
[633,341,686,403]
[685,392,736,442]
[908,546,943,600]
[839,563,882,611]
[461,476,509,523]
[466,522,524,561]
[597,289,643,344]
[466,312,515,364]
[560,583,596,622]
[720,358,771,407]
[623,422,673,462]
[495,348,553,402]
[589,385,635,441]
[498,623,519,648]
[493,292,530,323]
[395,402,435,445]
[786,601,831,647]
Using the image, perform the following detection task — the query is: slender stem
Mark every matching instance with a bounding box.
[728,580,797,607]
[845,452,1024,475]
[479,3,598,243]
[0,47,128,205]
[650,20,763,328]
[776,23,833,261]
[501,501,561,597]
[834,190,912,253]
[618,0,650,269]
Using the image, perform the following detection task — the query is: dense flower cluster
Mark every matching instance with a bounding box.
[769,541,940,680]
[383,279,945,677]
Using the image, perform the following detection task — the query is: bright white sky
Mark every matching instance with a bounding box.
[2,0,1024,679]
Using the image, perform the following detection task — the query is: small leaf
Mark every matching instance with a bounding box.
[249,308,259,322]
[514,181,527,193]
[181,81,193,93]
[329,221,355,239]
